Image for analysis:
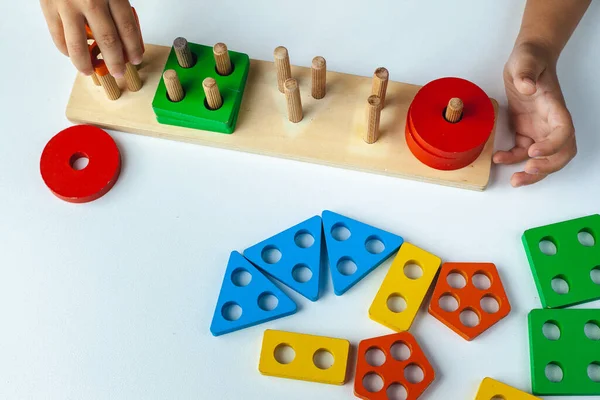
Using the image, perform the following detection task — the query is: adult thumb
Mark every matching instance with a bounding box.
[511,49,546,96]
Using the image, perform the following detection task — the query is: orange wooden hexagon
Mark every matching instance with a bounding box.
[428,262,511,341]
[354,332,435,400]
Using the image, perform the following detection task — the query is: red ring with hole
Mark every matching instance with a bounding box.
[40,125,121,203]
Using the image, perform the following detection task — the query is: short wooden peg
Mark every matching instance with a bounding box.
[445,97,463,123]
[284,78,303,123]
[203,77,223,110]
[213,43,232,76]
[173,37,194,68]
[124,62,142,92]
[91,72,101,86]
[311,56,326,99]
[163,69,185,102]
[364,95,381,144]
[98,74,121,101]
[371,67,389,108]
[274,46,292,93]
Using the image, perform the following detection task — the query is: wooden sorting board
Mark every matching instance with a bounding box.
[66,44,499,191]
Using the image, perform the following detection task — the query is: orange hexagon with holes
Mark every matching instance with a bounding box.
[354,332,435,400]
[428,262,511,341]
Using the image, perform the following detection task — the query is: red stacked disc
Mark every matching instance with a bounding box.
[405,77,495,170]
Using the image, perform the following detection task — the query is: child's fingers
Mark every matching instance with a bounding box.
[492,134,534,165]
[61,10,93,75]
[40,2,68,56]
[108,0,143,65]
[86,4,126,78]
[510,171,546,187]
[524,145,575,175]
[528,123,575,158]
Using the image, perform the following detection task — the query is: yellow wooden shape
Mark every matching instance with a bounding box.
[369,242,441,332]
[475,377,541,399]
[258,329,350,385]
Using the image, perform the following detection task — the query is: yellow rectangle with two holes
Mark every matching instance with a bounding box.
[258,329,351,385]
[475,377,541,399]
[369,242,441,332]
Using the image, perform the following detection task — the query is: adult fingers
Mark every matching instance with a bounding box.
[524,138,577,175]
[108,0,143,65]
[510,171,547,187]
[493,134,534,164]
[85,2,125,78]
[61,10,93,75]
[40,2,68,56]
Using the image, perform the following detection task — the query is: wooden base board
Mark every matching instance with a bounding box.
[66,44,498,191]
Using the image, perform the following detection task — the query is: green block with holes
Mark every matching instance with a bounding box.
[522,214,600,308]
[151,41,250,134]
[528,308,600,395]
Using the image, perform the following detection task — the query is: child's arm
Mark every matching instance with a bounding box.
[40,0,143,78]
[494,0,591,187]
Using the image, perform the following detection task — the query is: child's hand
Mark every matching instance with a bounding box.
[40,0,143,78]
[494,42,577,187]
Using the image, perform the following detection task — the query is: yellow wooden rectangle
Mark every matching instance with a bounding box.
[258,329,350,385]
[475,377,541,399]
[369,242,441,332]
[65,43,499,191]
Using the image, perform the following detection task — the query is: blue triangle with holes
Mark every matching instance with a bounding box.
[243,216,323,301]
[210,251,298,336]
[322,210,404,296]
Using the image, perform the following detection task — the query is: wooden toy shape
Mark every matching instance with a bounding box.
[522,214,600,308]
[151,40,250,134]
[364,95,382,144]
[284,78,303,123]
[354,332,435,400]
[243,216,323,301]
[66,44,500,191]
[258,329,350,385]
[371,67,389,108]
[474,377,540,399]
[274,46,292,93]
[406,77,495,171]
[369,243,441,332]
[428,262,511,341]
[210,251,297,336]
[321,210,403,296]
[528,308,600,396]
[311,56,326,99]
[40,125,121,203]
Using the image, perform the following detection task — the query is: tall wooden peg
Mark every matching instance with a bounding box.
[274,46,292,93]
[371,67,389,108]
[203,78,223,110]
[98,73,121,101]
[213,43,232,76]
[91,73,101,86]
[364,95,382,144]
[311,56,326,99]
[124,62,142,92]
[163,69,185,102]
[173,37,194,68]
[445,97,463,123]
[284,78,303,123]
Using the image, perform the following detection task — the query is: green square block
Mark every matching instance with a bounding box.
[528,308,600,396]
[151,42,250,134]
[522,214,600,308]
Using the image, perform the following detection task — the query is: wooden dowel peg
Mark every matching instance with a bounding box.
[364,95,381,144]
[371,67,389,108]
[124,62,142,92]
[311,56,326,99]
[173,37,194,68]
[163,69,185,102]
[284,78,303,123]
[203,77,223,110]
[445,97,463,123]
[213,43,232,76]
[98,73,121,101]
[274,46,292,93]
[91,72,101,86]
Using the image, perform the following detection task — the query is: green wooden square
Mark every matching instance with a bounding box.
[528,308,600,396]
[151,42,250,134]
[522,214,600,308]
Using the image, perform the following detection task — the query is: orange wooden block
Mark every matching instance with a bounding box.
[354,332,435,400]
[428,262,511,341]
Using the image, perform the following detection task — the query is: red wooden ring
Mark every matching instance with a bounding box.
[40,125,121,203]
[409,77,494,157]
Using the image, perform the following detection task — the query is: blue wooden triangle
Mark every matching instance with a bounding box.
[210,251,297,336]
[322,210,404,295]
[243,216,323,301]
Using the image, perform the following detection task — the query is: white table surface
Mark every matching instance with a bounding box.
[1,1,600,399]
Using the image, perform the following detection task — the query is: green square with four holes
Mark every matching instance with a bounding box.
[522,214,600,308]
[151,42,250,134]
[528,309,600,396]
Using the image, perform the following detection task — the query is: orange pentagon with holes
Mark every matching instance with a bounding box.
[354,332,435,400]
[428,262,511,341]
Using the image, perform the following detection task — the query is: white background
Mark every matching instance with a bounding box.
[1,0,599,399]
